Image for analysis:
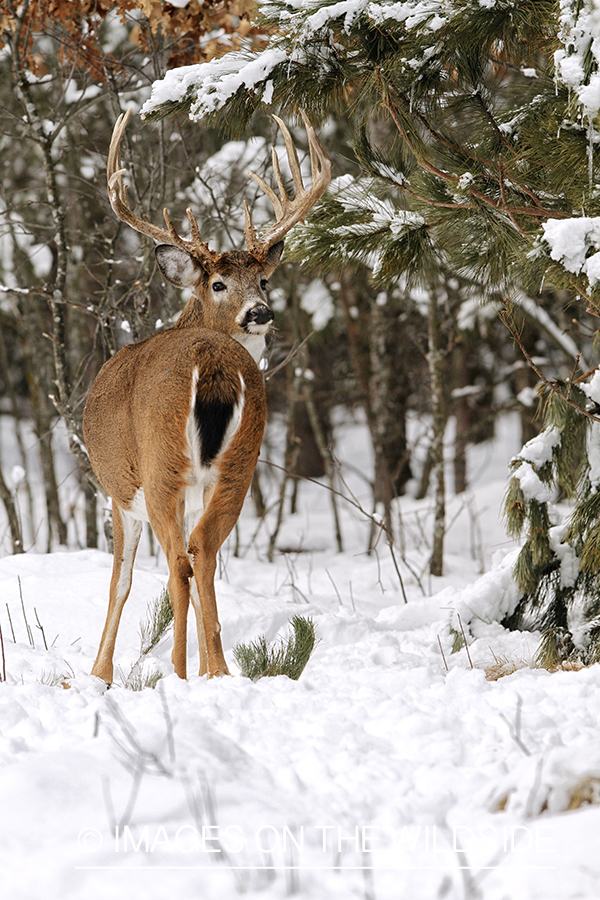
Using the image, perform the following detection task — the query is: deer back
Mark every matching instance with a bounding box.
[83,328,267,512]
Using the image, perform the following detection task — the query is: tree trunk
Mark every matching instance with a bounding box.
[23,318,68,549]
[0,461,23,554]
[84,478,98,549]
[369,293,395,541]
[453,340,471,495]
[428,284,447,577]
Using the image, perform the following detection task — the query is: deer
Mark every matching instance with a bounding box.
[83,107,331,683]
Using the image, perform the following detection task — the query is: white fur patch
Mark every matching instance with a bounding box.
[115,510,143,602]
[234,332,266,363]
[128,487,150,522]
[183,369,246,535]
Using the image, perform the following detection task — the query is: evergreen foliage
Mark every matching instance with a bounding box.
[12,0,596,648]
[139,587,174,655]
[503,379,600,661]
[142,0,600,303]
[141,0,600,615]
[124,588,172,690]
[233,616,317,681]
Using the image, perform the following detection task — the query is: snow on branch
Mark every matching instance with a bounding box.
[140,0,461,122]
[542,217,600,288]
[555,0,600,121]
[141,48,289,121]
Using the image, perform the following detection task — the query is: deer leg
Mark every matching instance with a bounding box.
[150,507,193,680]
[190,579,209,676]
[167,552,194,679]
[188,485,248,678]
[187,535,229,677]
[92,506,142,684]
[189,482,215,677]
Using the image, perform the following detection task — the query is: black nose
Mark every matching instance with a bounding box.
[247,305,274,325]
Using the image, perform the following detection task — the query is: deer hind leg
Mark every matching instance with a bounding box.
[149,506,193,680]
[190,580,209,677]
[92,505,142,684]
[187,483,250,678]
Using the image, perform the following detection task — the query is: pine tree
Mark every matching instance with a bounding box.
[140,1,600,575]
[138,1,600,621]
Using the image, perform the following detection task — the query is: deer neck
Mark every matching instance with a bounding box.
[176,295,266,365]
[176,298,205,329]
[233,332,266,364]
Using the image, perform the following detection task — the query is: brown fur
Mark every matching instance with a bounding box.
[92,108,329,683]
[84,259,272,683]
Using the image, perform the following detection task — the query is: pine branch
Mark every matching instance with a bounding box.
[500,305,600,425]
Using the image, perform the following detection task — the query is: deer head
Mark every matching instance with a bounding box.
[107,108,331,360]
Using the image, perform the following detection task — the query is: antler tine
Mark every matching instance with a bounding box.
[107,108,217,266]
[272,114,304,196]
[299,109,328,185]
[245,170,283,219]
[244,110,331,260]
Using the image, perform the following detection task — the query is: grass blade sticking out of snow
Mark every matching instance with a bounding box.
[233,616,317,682]
[126,670,165,692]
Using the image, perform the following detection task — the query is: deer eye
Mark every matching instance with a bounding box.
[212,281,227,292]
[260,278,268,291]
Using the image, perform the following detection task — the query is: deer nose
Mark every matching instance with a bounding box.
[246,305,274,326]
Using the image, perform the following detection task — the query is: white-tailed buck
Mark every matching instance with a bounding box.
[83,108,330,682]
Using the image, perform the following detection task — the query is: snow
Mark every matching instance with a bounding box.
[140,49,290,122]
[518,427,561,468]
[299,279,335,330]
[556,0,600,120]
[1,412,600,898]
[513,462,555,503]
[542,216,600,286]
[582,367,600,403]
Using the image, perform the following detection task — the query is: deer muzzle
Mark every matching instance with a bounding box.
[243,304,275,330]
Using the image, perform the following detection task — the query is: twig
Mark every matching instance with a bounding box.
[6,603,15,642]
[388,542,408,603]
[378,74,570,221]
[18,577,34,646]
[499,695,531,757]
[566,353,581,399]
[500,305,600,423]
[34,607,48,650]
[284,554,310,604]
[348,581,356,612]
[264,332,314,382]
[437,635,448,672]
[158,682,176,766]
[262,458,423,596]
[457,614,473,669]
[0,622,5,681]
[325,568,343,607]
[260,459,385,532]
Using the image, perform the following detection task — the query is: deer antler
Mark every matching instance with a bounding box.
[107,108,218,267]
[244,110,331,261]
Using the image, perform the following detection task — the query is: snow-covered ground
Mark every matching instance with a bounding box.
[1,412,600,899]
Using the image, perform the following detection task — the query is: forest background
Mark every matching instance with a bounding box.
[3,0,600,656]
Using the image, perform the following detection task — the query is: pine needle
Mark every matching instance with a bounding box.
[233,616,317,681]
[139,587,173,655]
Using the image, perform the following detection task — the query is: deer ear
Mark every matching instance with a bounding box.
[262,241,284,277]
[155,245,206,287]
